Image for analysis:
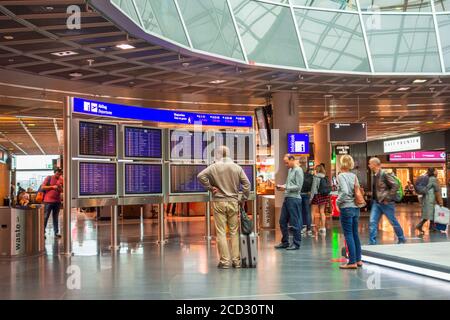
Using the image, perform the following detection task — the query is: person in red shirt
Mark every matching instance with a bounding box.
[41,168,63,239]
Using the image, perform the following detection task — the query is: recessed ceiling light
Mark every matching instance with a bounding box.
[426,121,434,124]
[324,94,333,98]
[182,62,190,67]
[8,59,14,63]
[116,43,135,50]
[209,80,227,84]
[397,87,410,91]
[69,72,83,77]
[45,6,54,10]
[413,79,427,83]
[51,51,79,57]
[28,124,36,127]
[291,87,298,90]
[3,35,14,40]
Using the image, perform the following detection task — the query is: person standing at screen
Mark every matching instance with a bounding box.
[42,168,64,239]
[274,155,304,250]
[197,146,251,269]
[368,158,406,245]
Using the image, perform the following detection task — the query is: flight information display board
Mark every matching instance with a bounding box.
[169,130,208,160]
[241,165,255,192]
[124,163,162,195]
[79,162,117,196]
[79,121,117,157]
[124,126,162,159]
[214,132,254,161]
[170,165,208,194]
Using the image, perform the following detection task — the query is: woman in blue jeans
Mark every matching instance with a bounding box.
[336,155,362,270]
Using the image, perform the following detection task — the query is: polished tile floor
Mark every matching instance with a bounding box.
[0,204,449,300]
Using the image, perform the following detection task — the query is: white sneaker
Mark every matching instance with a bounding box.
[307,230,313,236]
[301,227,306,235]
[319,228,326,235]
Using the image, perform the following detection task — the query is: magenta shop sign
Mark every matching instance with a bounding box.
[389,151,446,163]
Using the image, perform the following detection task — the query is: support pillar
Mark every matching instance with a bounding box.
[313,124,332,180]
[62,97,72,256]
[272,92,299,225]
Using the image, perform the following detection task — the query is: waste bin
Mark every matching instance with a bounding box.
[0,206,45,258]
[258,195,275,229]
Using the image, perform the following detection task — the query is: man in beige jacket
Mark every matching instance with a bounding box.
[197,146,251,269]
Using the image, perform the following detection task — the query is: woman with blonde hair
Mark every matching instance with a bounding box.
[336,155,363,269]
[310,164,331,235]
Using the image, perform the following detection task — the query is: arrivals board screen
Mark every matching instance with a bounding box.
[241,165,255,192]
[169,130,208,160]
[214,132,254,161]
[124,126,162,159]
[79,162,117,196]
[79,121,116,157]
[329,123,367,142]
[124,163,162,195]
[170,165,208,194]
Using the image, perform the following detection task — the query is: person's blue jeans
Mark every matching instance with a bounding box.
[280,197,302,248]
[44,202,61,235]
[339,207,361,264]
[301,194,311,230]
[369,201,405,245]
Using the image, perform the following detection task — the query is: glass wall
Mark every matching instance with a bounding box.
[107,0,450,74]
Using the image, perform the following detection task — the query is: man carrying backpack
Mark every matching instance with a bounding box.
[368,158,406,245]
[299,157,313,236]
[41,168,63,239]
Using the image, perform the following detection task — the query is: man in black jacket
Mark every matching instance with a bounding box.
[368,157,406,245]
[299,157,313,236]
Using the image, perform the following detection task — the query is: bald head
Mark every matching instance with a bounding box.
[368,157,381,173]
[216,145,230,160]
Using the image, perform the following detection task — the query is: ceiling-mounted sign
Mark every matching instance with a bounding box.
[335,145,350,155]
[329,123,367,142]
[384,136,421,153]
[287,133,310,155]
[72,97,253,127]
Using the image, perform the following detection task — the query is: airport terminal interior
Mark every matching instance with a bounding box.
[0,0,450,300]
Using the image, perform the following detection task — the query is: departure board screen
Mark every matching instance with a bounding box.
[79,162,117,196]
[124,126,162,159]
[241,165,255,192]
[169,130,208,160]
[79,121,116,157]
[214,132,254,161]
[170,165,208,194]
[124,163,162,195]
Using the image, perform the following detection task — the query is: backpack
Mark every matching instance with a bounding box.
[302,172,313,193]
[383,172,403,203]
[35,176,51,204]
[414,175,430,195]
[318,176,331,195]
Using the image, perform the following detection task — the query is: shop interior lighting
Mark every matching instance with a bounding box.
[116,43,135,50]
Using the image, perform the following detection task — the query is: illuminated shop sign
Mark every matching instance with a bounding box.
[72,97,253,127]
[384,136,421,153]
[389,151,445,163]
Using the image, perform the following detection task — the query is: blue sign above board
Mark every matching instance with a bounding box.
[287,133,310,155]
[72,97,253,127]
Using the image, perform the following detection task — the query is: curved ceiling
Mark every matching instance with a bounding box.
[92,0,450,75]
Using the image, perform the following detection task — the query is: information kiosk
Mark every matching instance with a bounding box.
[63,97,256,255]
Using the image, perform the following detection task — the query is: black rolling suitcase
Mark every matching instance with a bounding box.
[239,205,257,268]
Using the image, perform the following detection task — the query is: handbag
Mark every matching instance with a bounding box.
[434,205,450,225]
[354,176,366,208]
[240,205,253,235]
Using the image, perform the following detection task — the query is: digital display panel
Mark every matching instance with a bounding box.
[124,163,162,195]
[124,126,162,159]
[79,121,116,157]
[170,130,208,160]
[214,132,254,161]
[79,162,117,196]
[287,133,310,155]
[329,123,367,142]
[170,165,208,194]
[241,165,255,192]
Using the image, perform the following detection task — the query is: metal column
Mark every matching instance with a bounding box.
[158,203,166,244]
[205,202,212,240]
[110,205,119,251]
[62,97,72,256]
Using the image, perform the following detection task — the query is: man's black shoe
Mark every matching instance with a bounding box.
[274,243,289,249]
[286,245,300,251]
